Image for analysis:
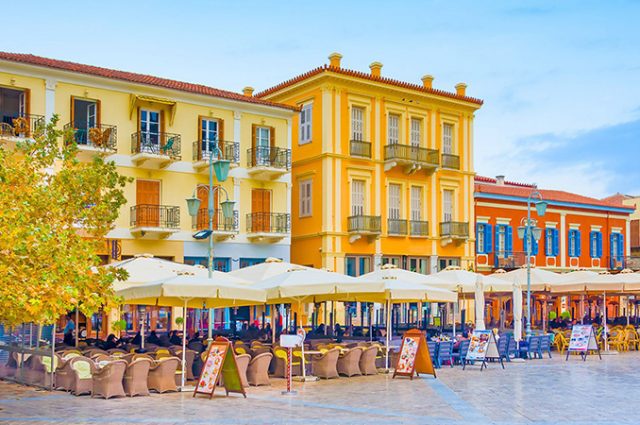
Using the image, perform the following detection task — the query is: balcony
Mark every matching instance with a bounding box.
[384,144,439,173]
[246,212,290,243]
[441,153,460,170]
[350,140,371,158]
[409,220,429,237]
[387,219,408,236]
[494,251,528,270]
[0,112,45,147]
[348,215,381,243]
[64,122,117,160]
[246,146,291,180]
[439,221,469,245]
[193,209,239,241]
[192,140,239,172]
[131,131,181,168]
[608,256,640,271]
[130,204,180,238]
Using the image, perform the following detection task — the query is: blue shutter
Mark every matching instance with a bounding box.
[506,226,513,256]
[495,225,500,256]
[545,229,551,256]
[553,229,559,256]
[485,224,493,254]
[532,236,539,255]
[576,230,581,257]
[609,233,615,259]
[617,234,624,261]
[475,223,483,254]
[590,231,596,258]
[568,230,573,257]
[597,232,603,258]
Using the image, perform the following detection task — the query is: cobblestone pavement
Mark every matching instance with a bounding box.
[0,353,638,424]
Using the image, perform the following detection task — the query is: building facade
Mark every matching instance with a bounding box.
[475,175,633,273]
[0,52,296,335]
[257,53,483,277]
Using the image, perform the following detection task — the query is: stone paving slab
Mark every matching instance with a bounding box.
[1,353,639,424]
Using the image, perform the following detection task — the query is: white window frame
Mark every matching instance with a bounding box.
[299,178,312,217]
[201,118,219,154]
[388,184,401,220]
[299,103,312,144]
[388,114,399,145]
[351,106,364,141]
[410,118,421,147]
[140,108,161,147]
[351,179,365,216]
[443,123,453,154]
[410,186,422,221]
[443,189,454,222]
[477,223,485,253]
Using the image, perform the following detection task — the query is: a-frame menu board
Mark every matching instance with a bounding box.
[566,325,601,361]
[194,337,246,399]
[464,330,504,371]
[392,329,436,380]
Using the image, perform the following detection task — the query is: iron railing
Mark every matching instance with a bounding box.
[608,256,640,271]
[388,219,407,235]
[384,144,439,166]
[409,220,429,237]
[63,122,117,150]
[350,139,372,158]
[192,140,239,164]
[131,131,181,159]
[246,212,290,234]
[130,204,180,229]
[193,209,239,233]
[494,251,527,269]
[0,112,45,138]
[348,215,381,233]
[441,153,461,170]
[246,146,291,170]
[439,221,469,238]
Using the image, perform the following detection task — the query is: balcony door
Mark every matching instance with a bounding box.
[0,87,27,125]
[253,126,271,166]
[443,189,453,223]
[136,180,160,227]
[140,109,161,152]
[72,98,98,144]
[251,188,271,232]
[351,107,364,141]
[442,123,453,154]
[351,179,365,217]
[200,118,220,156]
[196,184,219,230]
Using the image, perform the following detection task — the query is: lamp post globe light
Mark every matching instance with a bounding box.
[517,190,547,337]
[185,141,235,342]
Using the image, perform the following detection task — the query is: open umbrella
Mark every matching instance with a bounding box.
[229,257,311,282]
[430,268,513,293]
[106,254,206,291]
[491,267,565,292]
[475,275,486,330]
[512,281,523,342]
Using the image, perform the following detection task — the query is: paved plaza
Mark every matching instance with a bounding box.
[0,353,637,425]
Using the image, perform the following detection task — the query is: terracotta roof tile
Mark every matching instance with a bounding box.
[255,65,483,105]
[0,52,298,112]
[474,175,535,188]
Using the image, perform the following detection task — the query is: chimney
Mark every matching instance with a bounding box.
[421,75,434,89]
[243,86,254,97]
[328,52,342,68]
[369,61,383,77]
[455,83,467,97]
[496,175,505,186]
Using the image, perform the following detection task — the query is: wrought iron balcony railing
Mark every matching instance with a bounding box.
[608,256,640,271]
[131,131,181,159]
[441,153,461,170]
[0,112,45,138]
[350,139,372,158]
[409,220,429,237]
[193,209,239,233]
[494,251,527,269]
[192,140,239,164]
[130,204,180,229]
[387,219,408,235]
[348,215,381,234]
[439,221,469,238]
[384,144,439,167]
[246,212,290,234]
[64,122,117,150]
[246,146,291,170]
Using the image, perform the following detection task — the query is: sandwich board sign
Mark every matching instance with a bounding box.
[392,329,436,379]
[464,330,504,371]
[566,325,601,361]
[194,337,246,399]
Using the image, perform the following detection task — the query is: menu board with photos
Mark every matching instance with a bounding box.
[566,325,601,361]
[194,338,246,399]
[392,329,436,380]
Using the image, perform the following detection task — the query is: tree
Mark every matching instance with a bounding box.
[0,116,131,326]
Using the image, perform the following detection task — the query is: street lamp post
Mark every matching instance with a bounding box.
[186,141,235,343]
[517,190,547,336]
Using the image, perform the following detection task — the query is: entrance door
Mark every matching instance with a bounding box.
[200,118,219,157]
[136,180,160,227]
[196,184,219,230]
[251,188,271,232]
[140,109,161,152]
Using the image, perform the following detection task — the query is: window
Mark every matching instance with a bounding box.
[410,118,421,147]
[443,123,453,154]
[410,186,422,221]
[299,179,312,217]
[71,98,98,145]
[443,190,454,222]
[568,229,581,257]
[255,126,271,165]
[545,228,559,256]
[408,257,429,274]
[200,118,219,154]
[438,257,460,271]
[382,256,401,268]
[495,225,513,258]
[299,103,312,144]
[184,256,230,272]
[345,256,371,277]
[590,231,603,258]
[476,223,492,254]
[388,114,399,145]
[523,230,539,255]
[388,184,401,220]
[610,232,624,264]
[140,109,160,148]
[0,87,27,125]
[351,106,364,140]
[239,258,267,268]
[351,179,365,216]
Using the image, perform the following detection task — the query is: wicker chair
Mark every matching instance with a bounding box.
[148,357,179,393]
[235,354,251,387]
[311,348,340,379]
[247,353,272,386]
[22,355,46,386]
[91,359,127,399]
[359,346,378,375]
[123,358,152,397]
[273,347,301,377]
[107,348,128,357]
[55,356,78,391]
[69,356,97,395]
[337,347,363,377]
[174,349,196,381]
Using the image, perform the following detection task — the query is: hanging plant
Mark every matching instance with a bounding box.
[175,317,184,326]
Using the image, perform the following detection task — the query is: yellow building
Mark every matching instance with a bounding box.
[257,53,483,278]
[0,52,296,335]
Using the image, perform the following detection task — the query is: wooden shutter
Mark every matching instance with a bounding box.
[269,126,275,147]
[251,124,257,166]
[218,119,225,152]
[136,180,160,227]
[96,99,101,127]
[70,96,76,126]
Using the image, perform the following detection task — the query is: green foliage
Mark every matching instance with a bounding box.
[548,311,557,320]
[111,319,127,333]
[175,316,184,326]
[560,310,571,321]
[0,115,132,326]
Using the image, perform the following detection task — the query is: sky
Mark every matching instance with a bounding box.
[5,0,640,198]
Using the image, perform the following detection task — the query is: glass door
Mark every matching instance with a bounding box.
[140,109,160,153]
[201,118,219,157]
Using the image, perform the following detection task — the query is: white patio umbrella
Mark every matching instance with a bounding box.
[513,281,523,342]
[475,274,486,330]
[550,272,626,293]
[430,268,513,293]
[558,270,599,323]
[229,257,311,282]
[491,267,566,292]
[116,273,265,389]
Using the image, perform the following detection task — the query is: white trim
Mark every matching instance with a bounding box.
[496,217,511,225]
[590,225,602,231]
[569,223,580,230]
[476,216,490,224]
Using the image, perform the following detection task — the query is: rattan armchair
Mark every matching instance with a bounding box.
[69,356,97,395]
[91,359,127,399]
[337,347,363,377]
[311,348,340,379]
[235,354,251,387]
[247,352,272,386]
[359,346,378,375]
[148,357,179,393]
[123,358,153,397]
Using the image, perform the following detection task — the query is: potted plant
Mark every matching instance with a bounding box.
[175,316,184,328]
[111,319,127,337]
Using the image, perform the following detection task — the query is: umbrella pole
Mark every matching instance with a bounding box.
[140,308,145,350]
[207,308,213,343]
[271,305,276,343]
[603,291,608,351]
[75,307,79,348]
[385,299,391,371]
[182,300,187,389]
[580,294,585,324]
